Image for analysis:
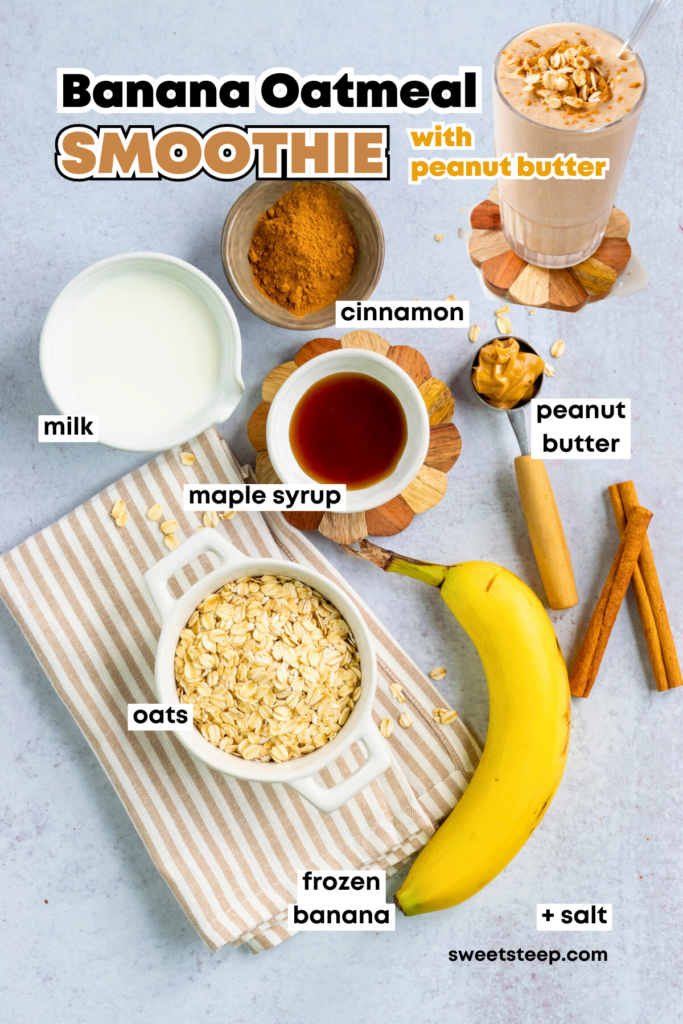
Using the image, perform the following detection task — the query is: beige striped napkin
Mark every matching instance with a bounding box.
[0,429,479,953]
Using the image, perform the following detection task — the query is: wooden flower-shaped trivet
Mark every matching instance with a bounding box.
[247,330,461,545]
[468,185,631,313]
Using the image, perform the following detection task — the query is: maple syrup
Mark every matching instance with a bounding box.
[289,372,408,490]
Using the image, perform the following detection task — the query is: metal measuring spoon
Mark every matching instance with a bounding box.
[470,337,578,610]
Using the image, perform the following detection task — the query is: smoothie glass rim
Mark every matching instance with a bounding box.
[493,23,648,135]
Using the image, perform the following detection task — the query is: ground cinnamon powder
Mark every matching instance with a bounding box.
[248,183,358,317]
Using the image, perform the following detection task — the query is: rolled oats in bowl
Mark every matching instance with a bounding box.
[175,575,362,762]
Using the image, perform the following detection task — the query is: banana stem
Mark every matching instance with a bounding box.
[341,540,447,588]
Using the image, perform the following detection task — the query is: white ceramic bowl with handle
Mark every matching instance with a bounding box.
[143,529,391,814]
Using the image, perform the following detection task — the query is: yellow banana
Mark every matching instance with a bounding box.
[347,541,570,916]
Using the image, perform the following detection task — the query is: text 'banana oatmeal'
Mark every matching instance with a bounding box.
[175,575,362,762]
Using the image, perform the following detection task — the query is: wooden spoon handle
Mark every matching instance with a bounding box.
[514,455,578,610]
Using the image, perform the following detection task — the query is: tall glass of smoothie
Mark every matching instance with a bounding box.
[493,24,647,268]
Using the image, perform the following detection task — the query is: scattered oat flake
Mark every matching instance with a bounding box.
[380,718,394,738]
[110,499,126,519]
[550,339,565,358]
[434,233,445,242]
[160,520,178,535]
[468,324,481,344]
[164,534,180,550]
[399,712,413,729]
[494,304,510,316]
[220,511,236,520]
[432,707,458,724]
[544,364,556,377]
[114,513,129,528]
[390,682,406,704]
[180,452,195,466]
[528,308,537,315]
[446,295,457,301]
[496,316,513,335]
[203,511,219,529]
[147,503,163,521]
[429,666,447,680]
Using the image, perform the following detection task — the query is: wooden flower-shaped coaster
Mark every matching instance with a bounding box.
[468,185,631,313]
[247,330,461,545]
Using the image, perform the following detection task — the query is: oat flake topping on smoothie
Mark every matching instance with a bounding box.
[501,30,643,128]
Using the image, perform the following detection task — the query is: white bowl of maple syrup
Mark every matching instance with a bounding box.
[267,348,430,514]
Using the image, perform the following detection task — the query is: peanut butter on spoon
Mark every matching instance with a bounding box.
[472,337,545,410]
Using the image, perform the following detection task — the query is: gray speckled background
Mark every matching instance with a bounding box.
[1,1,682,1021]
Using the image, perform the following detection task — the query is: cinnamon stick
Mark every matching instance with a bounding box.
[570,506,652,698]
[617,481,683,690]
[608,486,668,692]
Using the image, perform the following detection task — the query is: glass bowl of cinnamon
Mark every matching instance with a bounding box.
[221,180,385,330]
